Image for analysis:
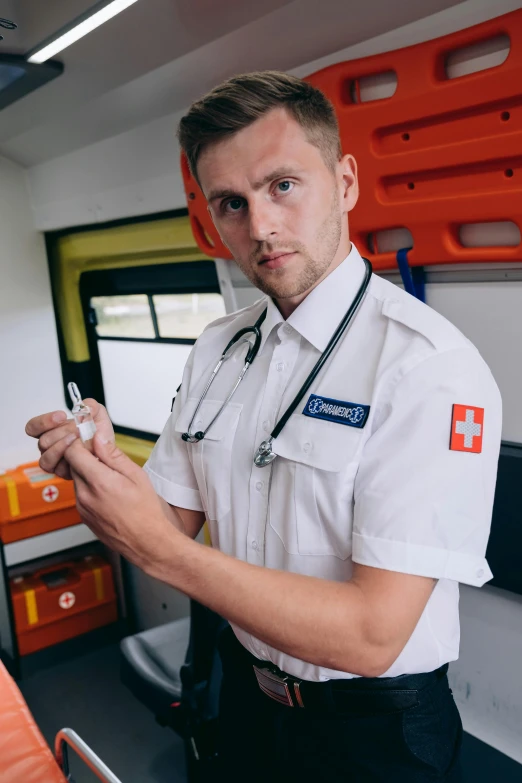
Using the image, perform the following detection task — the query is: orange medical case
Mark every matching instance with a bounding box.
[0,462,81,544]
[10,554,118,656]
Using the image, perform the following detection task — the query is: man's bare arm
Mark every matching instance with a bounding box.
[159,497,205,539]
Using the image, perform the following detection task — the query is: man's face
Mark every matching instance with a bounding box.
[197,107,358,303]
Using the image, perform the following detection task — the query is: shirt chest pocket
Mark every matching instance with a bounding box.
[271,415,363,559]
[175,398,242,522]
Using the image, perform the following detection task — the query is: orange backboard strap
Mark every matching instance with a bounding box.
[181,8,522,271]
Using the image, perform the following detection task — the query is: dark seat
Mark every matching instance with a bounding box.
[120,616,190,726]
[120,601,227,780]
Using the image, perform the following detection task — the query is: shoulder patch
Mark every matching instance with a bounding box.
[450,405,484,453]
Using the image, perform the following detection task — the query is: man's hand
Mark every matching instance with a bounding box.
[64,433,178,571]
[25,399,114,480]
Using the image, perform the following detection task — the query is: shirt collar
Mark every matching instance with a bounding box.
[259,244,368,353]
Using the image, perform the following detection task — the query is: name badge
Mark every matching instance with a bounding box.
[303,394,370,428]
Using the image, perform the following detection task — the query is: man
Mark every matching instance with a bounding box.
[27,72,501,782]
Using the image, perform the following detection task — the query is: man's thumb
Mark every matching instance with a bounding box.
[93,433,136,477]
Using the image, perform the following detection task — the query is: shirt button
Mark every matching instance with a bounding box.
[255,481,263,491]
[303,442,311,453]
[263,420,270,432]
[477,568,484,579]
[276,362,284,372]
[284,324,292,334]
[251,540,259,550]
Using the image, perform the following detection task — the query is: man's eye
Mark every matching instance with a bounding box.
[277,181,293,194]
[224,198,244,213]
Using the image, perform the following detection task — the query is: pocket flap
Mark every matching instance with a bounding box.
[175,397,243,442]
[272,414,363,472]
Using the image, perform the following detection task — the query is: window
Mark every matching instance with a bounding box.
[154,293,225,339]
[91,295,155,338]
[80,261,224,439]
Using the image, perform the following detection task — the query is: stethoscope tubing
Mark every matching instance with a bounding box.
[268,257,372,443]
[182,258,373,459]
[182,309,267,442]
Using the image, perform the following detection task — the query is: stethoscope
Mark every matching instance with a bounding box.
[182,257,373,467]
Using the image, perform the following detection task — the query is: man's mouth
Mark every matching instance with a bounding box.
[258,252,296,270]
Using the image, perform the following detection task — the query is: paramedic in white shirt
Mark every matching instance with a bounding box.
[27,71,502,783]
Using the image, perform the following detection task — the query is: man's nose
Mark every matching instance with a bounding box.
[248,198,277,243]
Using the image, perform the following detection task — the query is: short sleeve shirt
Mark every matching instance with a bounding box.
[144,245,502,682]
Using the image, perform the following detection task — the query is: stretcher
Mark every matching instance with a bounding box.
[0,657,122,782]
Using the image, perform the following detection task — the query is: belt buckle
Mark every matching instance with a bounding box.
[253,665,304,708]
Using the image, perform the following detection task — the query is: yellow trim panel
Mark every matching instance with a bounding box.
[53,215,211,363]
[24,589,39,626]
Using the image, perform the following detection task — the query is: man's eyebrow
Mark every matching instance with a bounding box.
[207,167,303,203]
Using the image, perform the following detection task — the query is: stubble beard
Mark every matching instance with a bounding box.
[236,192,343,301]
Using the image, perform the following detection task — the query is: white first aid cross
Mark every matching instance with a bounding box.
[145,245,502,682]
[456,410,481,447]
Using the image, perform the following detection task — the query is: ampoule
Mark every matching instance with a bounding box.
[67,382,96,452]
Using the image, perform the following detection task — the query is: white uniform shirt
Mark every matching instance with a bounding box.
[144,244,502,682]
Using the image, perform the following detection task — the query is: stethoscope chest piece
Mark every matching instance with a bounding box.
[254,438,278,468]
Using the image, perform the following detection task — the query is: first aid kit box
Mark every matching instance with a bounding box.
[10,554,118,656]
[0,462,81,544]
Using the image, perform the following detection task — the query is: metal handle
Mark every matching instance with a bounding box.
[55,728,123,783]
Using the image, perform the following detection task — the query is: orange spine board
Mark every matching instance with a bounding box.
[181,8,522,270]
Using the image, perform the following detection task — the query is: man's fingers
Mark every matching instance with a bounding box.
[25,410,67,438]
[82,399,115,442]
[38,420,77,453]
[64,438,105,485]
[39,433,78,474]
[69,465,91,504]
[53,458,73,481]
[92,434,140,480]
[84,399,112,428]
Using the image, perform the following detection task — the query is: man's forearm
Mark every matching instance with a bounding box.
[158,496,186,533]
[148,533,388,677]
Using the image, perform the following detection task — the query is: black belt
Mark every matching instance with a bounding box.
[220,628,449,714]
[253,662,449,713]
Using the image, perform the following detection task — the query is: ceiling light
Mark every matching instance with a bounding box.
[27,0,140,65]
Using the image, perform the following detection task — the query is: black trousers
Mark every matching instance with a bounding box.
[217,627,463,782]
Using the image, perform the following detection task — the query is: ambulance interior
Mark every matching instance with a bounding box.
[0,0,521,780]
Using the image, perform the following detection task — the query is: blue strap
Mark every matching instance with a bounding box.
[411,265,426,303]
[396,248,425,303]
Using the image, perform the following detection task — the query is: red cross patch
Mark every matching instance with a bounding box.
[59,592,76,610]
[42,485,59,503]
[450,405,484,453]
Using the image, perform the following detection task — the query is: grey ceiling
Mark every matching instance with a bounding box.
[0,0,466,166]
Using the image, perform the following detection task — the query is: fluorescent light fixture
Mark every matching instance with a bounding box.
[27,0,139,64]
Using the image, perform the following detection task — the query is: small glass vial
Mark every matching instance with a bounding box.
[67,382,96,451]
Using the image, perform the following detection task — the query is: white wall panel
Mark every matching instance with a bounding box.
[426,282,522,444]
[449,585,522,764]
[0,156,65,471]
[98,340,192,435]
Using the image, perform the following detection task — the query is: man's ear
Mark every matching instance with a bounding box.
[338,154,359,214]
